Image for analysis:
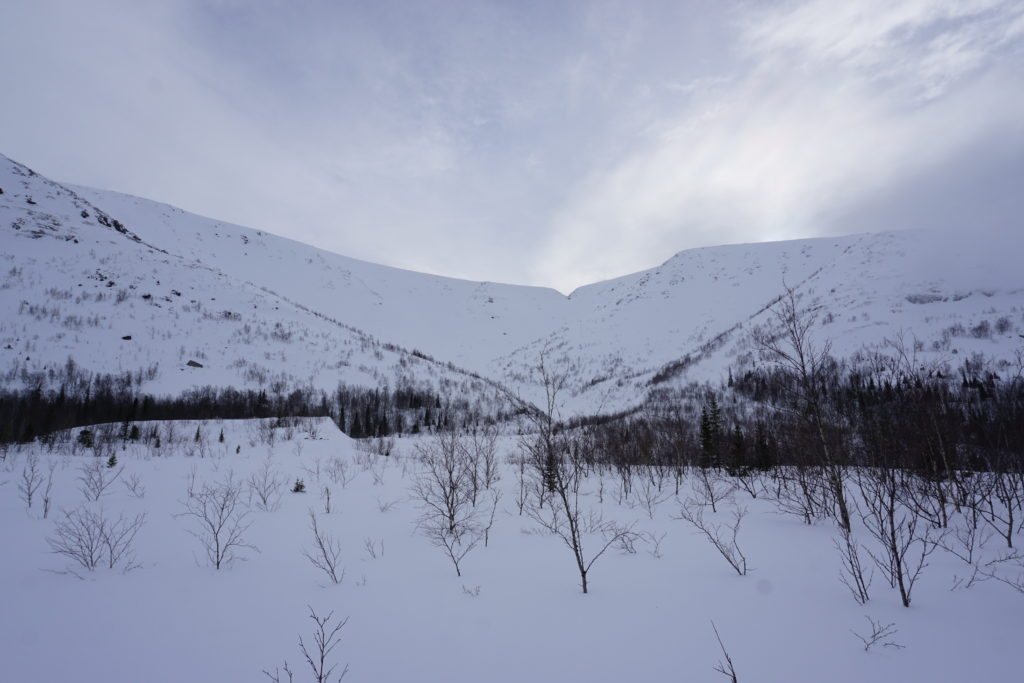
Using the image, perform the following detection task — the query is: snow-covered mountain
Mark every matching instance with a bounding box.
[3,153,1022,417]
[0,155,513,415]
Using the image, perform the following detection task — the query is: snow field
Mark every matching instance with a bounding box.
[1,417,1021,682]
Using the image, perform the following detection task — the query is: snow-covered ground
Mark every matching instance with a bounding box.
[1,418,1021,682]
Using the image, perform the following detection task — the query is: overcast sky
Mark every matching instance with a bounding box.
[3,0,1023,293]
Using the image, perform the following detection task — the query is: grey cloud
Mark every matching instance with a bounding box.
[1,0,1020,293]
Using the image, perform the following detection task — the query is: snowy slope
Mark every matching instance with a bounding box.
[518,230,1024,414]
[3,153,1023,417]
[68,184,570,375]
[0,155,513,412]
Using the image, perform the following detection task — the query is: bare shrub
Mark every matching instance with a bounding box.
[513,455,529,515]
[78,457,123,502]
[634,469,671,519]
[692,467,735,513]
[941,511,990,590]
[178,474,255,569]
[122,472,147,499]
[856,467,939,607]
[851,616,904,651]
[42,460,57,519]
[326,457,356,488]
[304,510,344,584]
[248,456,285,512]
[363,537,383,560]
[48,507,103,572]
[978,549,1024,593]
[372,437,393,457]
[48,506,145,573]
[481,488,501,547]
[101,510,146,570]
[711,621,739,682]
[264,607,350,683]
[465,425,500,504]
[678,501,750,576]
[971,469,1023,549]
[369,460,386,487]
[301,456,322,484]
[834,525,872,604]
[645,531,667,559]
[185,463,199,498]
[422,513,482,578]
[18,453,43,510]
[764,465,830,525]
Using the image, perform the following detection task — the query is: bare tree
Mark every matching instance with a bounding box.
[304,510,344,584]
[178,474,255,569]
[265,607,349,683]
[411,431,489,576]
[18,453,43,510]
[678,501,750,576]
[526,432,638,593]
[756,284,851,532]
[78,457,123,502]
[516,355,639,593]
[412,431,473,534]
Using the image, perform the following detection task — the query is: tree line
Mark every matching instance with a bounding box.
[0,368,520,445]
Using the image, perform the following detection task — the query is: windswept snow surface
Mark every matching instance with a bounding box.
[1,419,1021,682]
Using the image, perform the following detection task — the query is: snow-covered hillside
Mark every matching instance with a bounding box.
[3,153,1022,417]
[0,155,517,415]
